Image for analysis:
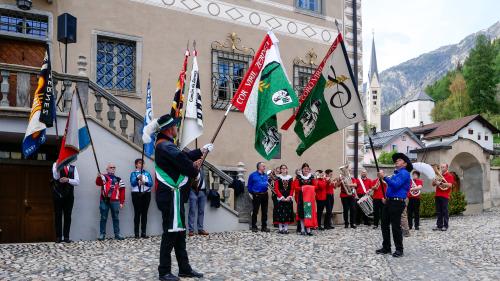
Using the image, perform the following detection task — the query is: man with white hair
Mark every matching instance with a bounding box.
[95,163,125,241]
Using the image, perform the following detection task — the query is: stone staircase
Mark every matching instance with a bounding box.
[0,62,252,228]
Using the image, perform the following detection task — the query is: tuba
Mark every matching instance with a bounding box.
[338,164,356,197]
[432,165,449,191]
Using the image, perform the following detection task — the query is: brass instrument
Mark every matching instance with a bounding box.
[432,165,450,191]
[410,179,421,196]
[338,164,357,198]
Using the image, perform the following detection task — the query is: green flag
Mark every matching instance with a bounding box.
[255,47,298,160]
[285,33,365,156]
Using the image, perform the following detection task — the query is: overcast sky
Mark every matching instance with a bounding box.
[362,0,500,79]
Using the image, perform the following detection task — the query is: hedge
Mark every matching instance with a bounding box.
[419,191,467,218]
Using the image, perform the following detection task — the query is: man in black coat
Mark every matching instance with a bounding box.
[145,114,213,281]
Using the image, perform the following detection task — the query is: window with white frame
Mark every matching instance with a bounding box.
[96,36,136,92]
[295,0,322,14]
[0,8,48,39]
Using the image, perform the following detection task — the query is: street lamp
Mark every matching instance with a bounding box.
[16,0,32,10]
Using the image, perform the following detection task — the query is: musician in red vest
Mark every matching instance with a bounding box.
[355,169,373,226]
[324,169,336,229]
[95,163,126,240]
[336,167,358,229]
[52,163,80,243]
[432,163,455,231]
[315,170,327,230]
[407,171,423,230]
[371,177,387,229]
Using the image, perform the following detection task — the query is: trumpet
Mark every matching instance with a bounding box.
[432,165,449,191]
[338,164,357,198]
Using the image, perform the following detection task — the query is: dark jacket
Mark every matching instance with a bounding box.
[155,133,202,232]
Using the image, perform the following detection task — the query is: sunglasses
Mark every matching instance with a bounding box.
[109,166,116,169]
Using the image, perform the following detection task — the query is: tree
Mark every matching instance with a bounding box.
[378,150,397,165]
[447,73,470,118]
[463,35,498,114]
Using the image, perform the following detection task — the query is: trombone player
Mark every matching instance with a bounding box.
[375,153,412,258]
[432,163,455,231]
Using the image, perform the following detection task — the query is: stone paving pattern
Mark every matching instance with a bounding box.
[1,209,499,281]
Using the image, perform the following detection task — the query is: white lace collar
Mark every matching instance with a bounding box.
[277,174,292,180]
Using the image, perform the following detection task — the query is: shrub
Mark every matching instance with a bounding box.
[378,150,397,165]
[418,191,467,218]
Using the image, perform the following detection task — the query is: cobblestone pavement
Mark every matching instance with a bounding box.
[1,209,500,281]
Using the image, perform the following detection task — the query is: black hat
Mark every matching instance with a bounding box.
[392,152,413,172]
[157,114,181,131]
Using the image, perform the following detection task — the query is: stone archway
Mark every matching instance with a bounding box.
[450,152,483,205]
[413,138,493,213]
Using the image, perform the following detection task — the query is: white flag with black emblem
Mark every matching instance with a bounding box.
[180,50,203,149]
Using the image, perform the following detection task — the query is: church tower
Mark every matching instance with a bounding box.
[366,34,382,132]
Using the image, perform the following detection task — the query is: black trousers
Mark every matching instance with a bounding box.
[158,210,192,276]
[316,200,326,227]
[435,196,449,228]
[53,193,74,239]
[373,199,384,227]
[407,198,421,229]
[251,193,268,229]
[381,200,405,252]
[341,197,356,226]
[356,194,370,225]
[132,192,151,235]
[325,194,334,227]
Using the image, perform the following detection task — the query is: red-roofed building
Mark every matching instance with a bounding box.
[410,115,499,152]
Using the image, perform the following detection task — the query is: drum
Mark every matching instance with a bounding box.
[357,194,373,216]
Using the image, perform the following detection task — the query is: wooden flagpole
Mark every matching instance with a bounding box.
[75,87,101,175]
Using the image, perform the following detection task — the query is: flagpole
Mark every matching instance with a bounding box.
[75,87,101,175]
[199,104,231,164]
[175,41,190,146]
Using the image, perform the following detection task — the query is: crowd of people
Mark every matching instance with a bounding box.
[247,156,455,258]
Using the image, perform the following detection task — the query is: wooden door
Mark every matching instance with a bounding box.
[0,163,55,243]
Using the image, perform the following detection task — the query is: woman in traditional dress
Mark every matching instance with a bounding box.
[273,164,294,234]
[293,163,318,236]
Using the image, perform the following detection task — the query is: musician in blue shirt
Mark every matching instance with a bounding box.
[247,162,270,233]
[375,153,412,258]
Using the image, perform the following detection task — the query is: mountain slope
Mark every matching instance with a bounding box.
[381,21,500,113]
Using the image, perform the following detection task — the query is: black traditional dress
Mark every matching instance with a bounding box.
[273,175,294,224]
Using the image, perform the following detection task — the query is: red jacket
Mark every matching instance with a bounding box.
[356,177,372,196]
[408,178,423,199]
[96,174,125,204]
[435,172,455,199]
[325,180,335,195]
[371,178,387,200]
[315,178,327,201]
[339,178,356,198]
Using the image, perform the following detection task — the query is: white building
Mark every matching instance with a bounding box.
[364,35,382,132]
[390,92,434,130]
[411,114,499,152]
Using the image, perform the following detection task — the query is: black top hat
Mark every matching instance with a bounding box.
[392,152,413,172]
[157,114,181,131]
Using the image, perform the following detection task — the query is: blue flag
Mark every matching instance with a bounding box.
[143,78,155,157]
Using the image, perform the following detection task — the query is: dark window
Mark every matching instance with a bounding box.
[478,134,481,141]
[373,101,377,105]
[211,49,252,110]
[296,0,322,14]
[96,36,136,92]
[0,9,48,38]
[468,129,473,134]
[391,144,397,151]
[372,95,377,100]
[485,135,489,141]
[402,135,406,141]
[372,90,377,95]
[413,110,416,119]
[293,64,315,98]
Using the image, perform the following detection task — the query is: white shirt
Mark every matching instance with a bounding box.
[52,163,80,186]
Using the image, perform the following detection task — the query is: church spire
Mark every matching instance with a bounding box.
[368,32,379,83]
